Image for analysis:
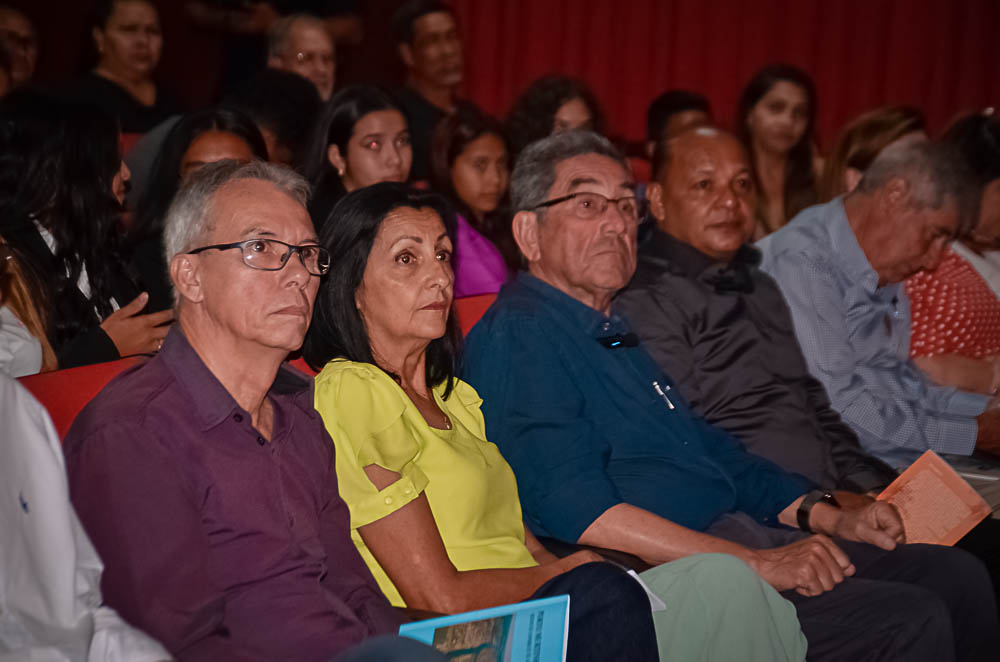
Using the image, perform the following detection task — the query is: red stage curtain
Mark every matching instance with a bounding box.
[453,0,1000,149]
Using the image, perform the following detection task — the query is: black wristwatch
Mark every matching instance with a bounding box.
[797,490,840,533]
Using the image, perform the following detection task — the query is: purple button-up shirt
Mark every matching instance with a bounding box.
[64,327,402,662]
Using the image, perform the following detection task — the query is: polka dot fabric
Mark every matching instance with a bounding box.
[907,248,1000,358]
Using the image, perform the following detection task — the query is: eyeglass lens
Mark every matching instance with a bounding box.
[241,240,330,275]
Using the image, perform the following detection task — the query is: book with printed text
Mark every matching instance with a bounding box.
[399,594,570,662]
[877,450,990,545]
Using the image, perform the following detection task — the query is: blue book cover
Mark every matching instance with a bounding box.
[398,594,570,662]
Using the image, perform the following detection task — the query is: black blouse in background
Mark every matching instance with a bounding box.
[65,72,185,134]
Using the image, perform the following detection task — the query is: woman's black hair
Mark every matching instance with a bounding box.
[736,63,818,223]
[505,75,606,163]
[943,111,1000,190]
[303,182,462,399]
[306,85,408,229]
[0,89,133,349]
[132,106,268,244]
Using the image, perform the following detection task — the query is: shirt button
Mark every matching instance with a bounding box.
[404,487,413,495]
[384,496,393,505]
[256,436,266,446]
[233,413,243,423]
[601,322,611,331]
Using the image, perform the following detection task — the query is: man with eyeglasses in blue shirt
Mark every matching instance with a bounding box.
[463,129,1000,661]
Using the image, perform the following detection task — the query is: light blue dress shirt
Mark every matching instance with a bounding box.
[758,198,989,468]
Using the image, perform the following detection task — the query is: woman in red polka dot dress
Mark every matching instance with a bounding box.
[907,111,1000,394]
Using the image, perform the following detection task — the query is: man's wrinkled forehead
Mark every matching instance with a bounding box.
[551,153,634,197]
[207,178,312,241]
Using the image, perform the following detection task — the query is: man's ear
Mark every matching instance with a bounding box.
[327,144,346,176]
[647,182,667,225]
[879,176,909,214]
[398,42,415,69]
[512,210,542,263]
[170,253,204,304]
[266,53,283,68]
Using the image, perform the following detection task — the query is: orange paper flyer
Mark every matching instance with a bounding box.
[877,450,990,546]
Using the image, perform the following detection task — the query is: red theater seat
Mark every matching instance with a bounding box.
[18,357,143,439]
[454,293,496,335]
[17,295,497,440]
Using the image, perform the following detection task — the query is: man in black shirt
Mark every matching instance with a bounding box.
[390,0,464,181]
[616,126,897,495]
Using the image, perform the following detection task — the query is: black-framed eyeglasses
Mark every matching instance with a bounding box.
[531,191,645,222]
[187,238,331,276]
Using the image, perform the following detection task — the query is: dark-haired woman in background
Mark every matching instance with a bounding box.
[430,106,515,297]
[67,0,183,134]
[130,107,269,311]
[737,64,820,237]
[506,75,605,163]
[307,85,412,231]
[303,182,807,662]
[0,92,171,372]
[819,105,926,201]
[906,110,1000,394]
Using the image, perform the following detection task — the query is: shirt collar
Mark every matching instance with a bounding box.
[640,227,761,278]
[828,197,880,294]
[515,272,633,338]
[158,325,315,431]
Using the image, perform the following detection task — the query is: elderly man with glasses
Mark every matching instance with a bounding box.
[63,161,446,662]
[462,130,1000,661]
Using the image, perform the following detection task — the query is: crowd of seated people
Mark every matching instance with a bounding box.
[4,0,1000,660]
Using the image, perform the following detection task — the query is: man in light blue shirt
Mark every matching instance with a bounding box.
[759,139,1000,470]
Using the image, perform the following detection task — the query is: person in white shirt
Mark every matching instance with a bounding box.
[0,372,170,661]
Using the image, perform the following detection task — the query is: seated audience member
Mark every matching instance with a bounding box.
[1,372,170,660]
[64,160,447,662]
[67,0,184,134]
[0,92,171,371]
[737,64,820,237]
[391,0,466,181]
[185,0,362,93]
[303,182,807,662]
[131,107,269,311]
[267,13,336,101]
[617,126,896,494]
[224,68,322,171]
[906,111,1000,393]
[430,105,517,296]
[0,5,37,90]
[759,139,1000,467]
[506,75,605,163]
[615,126,1000,603]
[307,85,412,230]
[645,89,712,157]
[1,239,55,376]
[462,130,1000,662]
[819,105,926,201]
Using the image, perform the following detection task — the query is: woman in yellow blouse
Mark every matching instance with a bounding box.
[304,182,806,662]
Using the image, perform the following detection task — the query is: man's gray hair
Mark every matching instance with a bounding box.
[510,130,629,214]
[163,160,310,266]
[856,139,979,235]
[268,13,326,58]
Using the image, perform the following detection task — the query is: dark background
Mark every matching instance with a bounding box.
[12,0,1000,145]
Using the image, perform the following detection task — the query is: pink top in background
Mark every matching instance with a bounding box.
[453,214,509,298]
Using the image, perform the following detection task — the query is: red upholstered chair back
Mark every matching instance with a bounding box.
[454,293,496,335]
[16,295,498,440]
[18,357,144,439]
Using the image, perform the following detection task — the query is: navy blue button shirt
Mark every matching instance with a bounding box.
[463,273,812,543]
